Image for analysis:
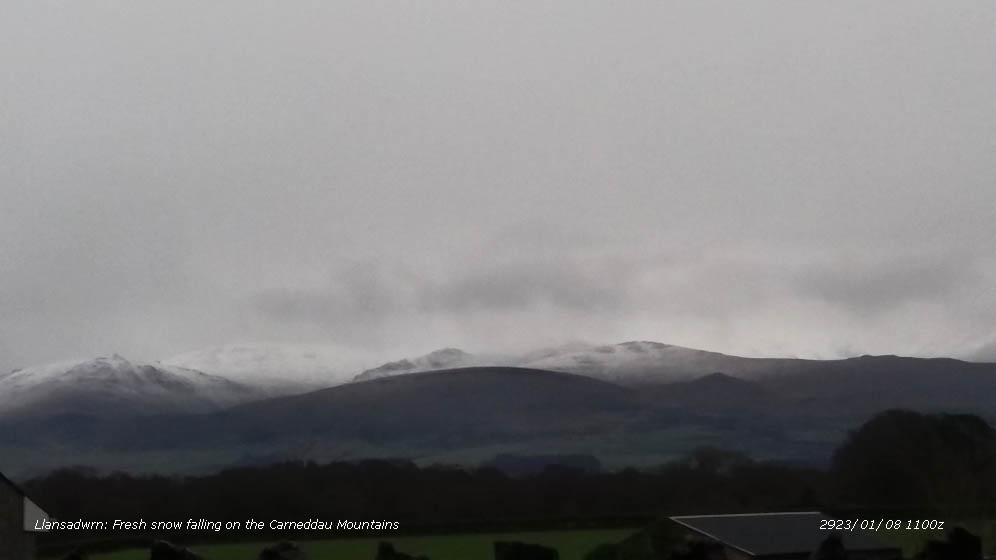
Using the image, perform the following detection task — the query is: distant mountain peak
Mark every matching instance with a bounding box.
[353,347,480,383]
[350,341,762,386]
[0,355,260,420]
[647,370,776,410]
[164,342,369,394]
[620,340,676,349]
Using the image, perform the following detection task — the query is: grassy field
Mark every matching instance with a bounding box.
[76,528,637,560]
[60,519,996,559]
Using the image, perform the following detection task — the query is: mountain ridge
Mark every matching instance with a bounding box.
[0,355,260,420]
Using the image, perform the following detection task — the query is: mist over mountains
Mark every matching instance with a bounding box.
[352,341,815,385]
[164,343,369,395]
[2,340,996,478]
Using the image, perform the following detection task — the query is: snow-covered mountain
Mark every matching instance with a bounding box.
[353,348,488,382]
[522,341,790,384]
[352,341,800,386]
[0,341,810,422]
[0,354,259,419]
[351,343,597,383]
[165,343,370,395]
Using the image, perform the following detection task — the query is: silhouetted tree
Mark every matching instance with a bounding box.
[258,540,306,560]
[810,533,847,560]
[918,527,982,560]
[149,540,203,560]
[494,541,559,560]
[376,541,429,560]
[831,410,996,509]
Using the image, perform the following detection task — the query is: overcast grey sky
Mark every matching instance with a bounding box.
[2,1,995,372]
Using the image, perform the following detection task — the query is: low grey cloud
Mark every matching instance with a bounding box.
[2,2,995,371]
[971,340,996,362]
[792,252,983,316]
[418,260,627,314]
[966,339,996,363]
[248,257,629,337]
[244,247,994,361]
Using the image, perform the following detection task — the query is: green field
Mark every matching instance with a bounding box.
[58,519,996,559]
[78,528,637,560]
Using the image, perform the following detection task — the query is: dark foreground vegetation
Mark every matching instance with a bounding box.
[31,409,996,559]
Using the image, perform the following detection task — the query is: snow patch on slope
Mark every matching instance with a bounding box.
[353,348,490,382]
[351,341,771,386]
[524,341,741,383]
[165,343,370,394]
[0,354,258,418]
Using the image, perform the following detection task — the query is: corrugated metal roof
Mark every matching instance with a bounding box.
[670,512,900,557]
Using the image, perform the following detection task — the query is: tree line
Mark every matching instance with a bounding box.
[28,409,996,554]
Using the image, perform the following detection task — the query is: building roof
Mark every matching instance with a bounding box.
[0,468,29,497]
[670,512,901,557]
[1,467,51,532]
